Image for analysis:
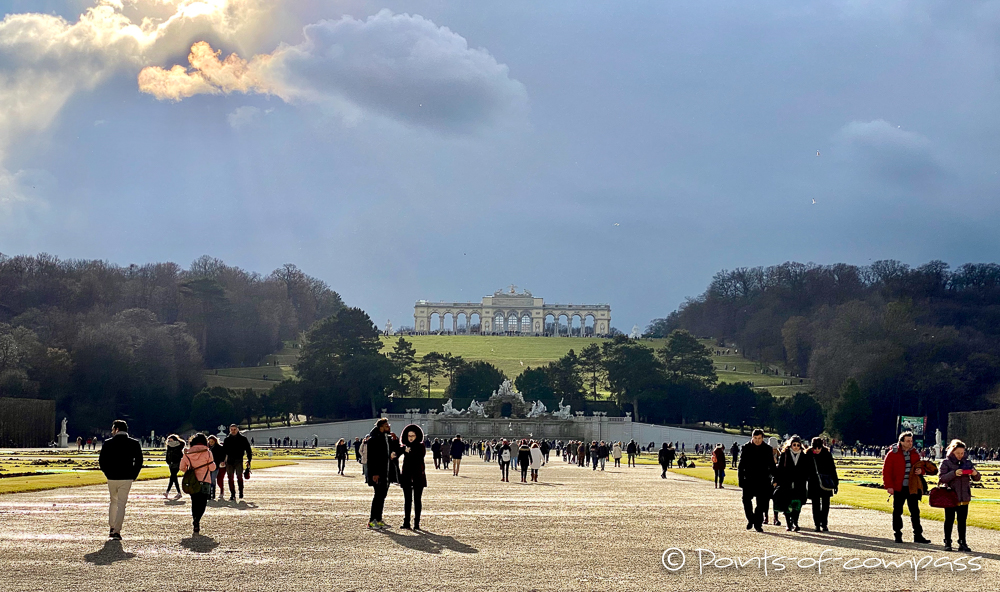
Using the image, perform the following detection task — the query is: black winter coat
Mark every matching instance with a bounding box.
[335,443,348,460]
[165,441,184,466]
[365,427,397,486]
[99,433,144,480]
[209,443,227,467]
[776,450,810,503]
[223,432,253,464]
[737,441,775,491]
[806,447,839,498]
[658,446,671,467]
[399,442,428,489]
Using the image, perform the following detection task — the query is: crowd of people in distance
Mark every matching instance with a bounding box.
[96,417,985,553]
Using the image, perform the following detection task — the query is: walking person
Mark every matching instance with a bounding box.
[939,439,981,552]
[712,444,727,488]
[207,435,226,500]
[626,440,638,467]
[775,436,809,532]
[518,439,532,482]
[529,441,544,482]
[431,438,442,469]
[807,437,838,532]
[730,441,740,470]
[497,439,512,482]
[164,434,184,500]
[612,441,622,468]
[765,437,781,526]
[365,418,397,529]
[883,431,932,544]
[451,434,466,477]
[441,439,452,470]
[398,424,427,530]
[222,424,253,501]
[178,433,216,535]
[658,442,671,478]
[598,441,608,471]
[98,420,143,540]
[336,438,349,475]
[738,429,775,532]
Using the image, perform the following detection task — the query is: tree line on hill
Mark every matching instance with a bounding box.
[646,260,1000,444]
[266,316,823,437]
[0,253,343,435]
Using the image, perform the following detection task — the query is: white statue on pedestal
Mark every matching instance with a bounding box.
[552,398,572,420]
[442,399,461,416]
[385,319,393,336]
[629,325,641,339]
[527,400,548,418]
[58,418,69,448]
[467,400,485,417]
[935,428,943,459]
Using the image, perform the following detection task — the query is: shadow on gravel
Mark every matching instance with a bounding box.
[768,529,1000,560]
[84,540,136,565]
[180,534,220,553]
[380,529,479,554]
[208,500,259,510]
[163,499,186,506]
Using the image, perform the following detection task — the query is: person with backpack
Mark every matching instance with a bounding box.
[207,435,226,500]
[222,424,253,500]
[164,434,184,500]
[451,434,466,477]
[336,439,349,475]
[807,437,838,532]
[398,424,427,530]
[178,433,216,535]
[98,420,143,540]
[712,444,727,488]
[497,439,512,482]
[939,439,981,552]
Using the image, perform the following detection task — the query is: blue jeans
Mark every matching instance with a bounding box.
[209,469,218,497]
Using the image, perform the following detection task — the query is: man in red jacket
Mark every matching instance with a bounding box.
[882,431,931,544]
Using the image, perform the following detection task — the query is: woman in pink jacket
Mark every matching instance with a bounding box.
[179,433,217,535]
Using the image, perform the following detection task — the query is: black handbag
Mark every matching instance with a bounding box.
[813,457,837,492]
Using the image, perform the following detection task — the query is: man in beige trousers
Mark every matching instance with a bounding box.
[98,420,144,540]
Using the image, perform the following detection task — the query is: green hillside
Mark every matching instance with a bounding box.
[204,336,810,397]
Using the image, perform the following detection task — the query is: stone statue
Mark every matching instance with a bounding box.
[442,399,461,416]
[58,418,69,448]
[935,428,943,459]
[552,398,572,420]
[527,400,548,418]
[385,319,393,336]
[629,324,640,339]
[467,400,485,417]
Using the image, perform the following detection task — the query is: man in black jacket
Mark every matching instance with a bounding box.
[222,424,253,500]
[98,420,143,540]
[626,440,638,467]
[738,429,775,532]
[366,418,397,529]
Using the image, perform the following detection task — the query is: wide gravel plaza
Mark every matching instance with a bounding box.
[1,458,999,591]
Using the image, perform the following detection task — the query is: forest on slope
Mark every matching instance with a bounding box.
[647,260,1000,443]
[0,254,343,433]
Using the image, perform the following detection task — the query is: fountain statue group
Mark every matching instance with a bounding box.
[439,380,572,420]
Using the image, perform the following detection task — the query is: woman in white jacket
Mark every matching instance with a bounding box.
[529,441,544,482]
[612,442,623,468]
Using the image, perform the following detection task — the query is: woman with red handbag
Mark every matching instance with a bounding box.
[938,439,981,552]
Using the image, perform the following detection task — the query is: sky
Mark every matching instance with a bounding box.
[2,0,1000,332]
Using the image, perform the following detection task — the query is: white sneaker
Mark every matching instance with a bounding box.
[174,493,182,500]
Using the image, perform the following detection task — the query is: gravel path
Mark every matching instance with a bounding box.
[1,458,998,591]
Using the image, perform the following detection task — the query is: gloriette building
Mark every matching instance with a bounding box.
[413,285,611,336]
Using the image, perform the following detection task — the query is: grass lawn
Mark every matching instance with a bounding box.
[674,457,1000,531]
[204,335,813,398]
[0,454,293,495]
